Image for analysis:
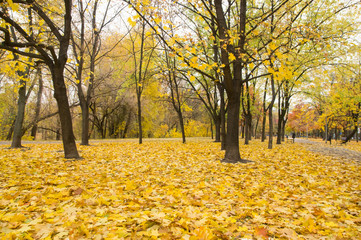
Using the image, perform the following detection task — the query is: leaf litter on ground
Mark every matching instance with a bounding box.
[0,139,360,239]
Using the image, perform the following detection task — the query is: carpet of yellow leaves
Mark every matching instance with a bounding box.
[338,141,361,153]
[0,139,360,239]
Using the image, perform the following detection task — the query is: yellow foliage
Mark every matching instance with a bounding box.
[184,120,209,137]
[127,16,137,27]
[228,53,236,62]
[167,128,182,138]
[154,124,169,138]
[0,139,360,239]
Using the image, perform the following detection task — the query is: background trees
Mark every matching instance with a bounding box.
[0,0,360,159]
[70,0,125,145]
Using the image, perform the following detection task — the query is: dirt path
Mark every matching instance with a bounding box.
[295,138,361,162]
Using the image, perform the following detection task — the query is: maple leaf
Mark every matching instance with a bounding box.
[254,227,269,239]
[69,187,84,196]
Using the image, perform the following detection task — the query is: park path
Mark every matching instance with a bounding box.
[295,138,361,162]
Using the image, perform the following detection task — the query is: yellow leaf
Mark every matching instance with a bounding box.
[10,214,27,223]
[154,17,161,25]
[193,226,214,240]
[229,53,236,62]
[127,17,137,27]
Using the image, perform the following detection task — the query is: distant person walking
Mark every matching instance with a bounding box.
[292,132,296,143]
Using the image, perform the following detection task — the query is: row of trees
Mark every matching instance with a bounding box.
[288,48,361,142]
[0,0,360,162]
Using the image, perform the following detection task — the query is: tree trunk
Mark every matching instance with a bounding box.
[344,127,357,143]
[52,67,80,158]
[254,115,259,139]
[220,85,226,150]
[261,111,266,142]
[103,118,108,139]
[245,114,252,145]
[276,116,282,144]
[80,101,90,145]
[268,0,276,149]
[281,119,286,142]
[177,110,186,143]
[261,78,268,142]
[214,116,221,142]
[56,128,61,140]
[244,79,252,144]
[122,111,132,138]
[244,117,249,145]
[6,119,15,140]
[210,117,214,139]
[276,89,282,144]
[241,123,245,139]
[137,94,142,144]
[356,128,359,142]
[31,67,43,140]
[268,105,274,149]
[11,77,26,148]
[268,75,276,149]
[223,92,241,162]
[215,0,246,163]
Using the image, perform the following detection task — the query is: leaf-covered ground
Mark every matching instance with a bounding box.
[0,139,360,239]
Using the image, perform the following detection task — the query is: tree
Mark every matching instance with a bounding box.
[4,8,36,148]
[30,65,44,140]
[158,44,187,143]
[70,0,124,145]
[0,0,80,158]
[125,19,157,144]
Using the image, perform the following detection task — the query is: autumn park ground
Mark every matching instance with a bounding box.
[0,138,360,239]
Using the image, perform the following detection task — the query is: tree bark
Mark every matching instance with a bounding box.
[276,88,282,144]
[244,114,252,145]
[268,104,274,149]
[276,116,283,144]
[254,115,260,139]
[52,66,80,158]
[6,119,15,141]
[268,75,276,149]
[219,85,226,150]
[281,118,287,141]
[80,101,90,145]
[11,76,26,148]
[137,94,142,144]
[244,79,252,144]
[261,78,268,142]
[223,92,242,162]
[210,117,214,139]
[214,115,221,142]
[30,67,43,140]
[178,110,186,143]
[122,111,132,138]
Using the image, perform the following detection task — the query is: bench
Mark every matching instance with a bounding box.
[286,138,294,143]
